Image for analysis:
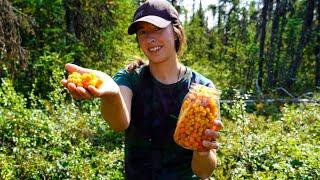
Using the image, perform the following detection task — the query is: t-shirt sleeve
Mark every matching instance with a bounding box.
[205,80,215,88]
[191,70,215,88]
[112,69,133,90]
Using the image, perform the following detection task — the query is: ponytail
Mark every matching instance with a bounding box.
[125,57,147,72]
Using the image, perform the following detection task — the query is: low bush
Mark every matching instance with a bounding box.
[214,91,320,179]
[0,70,124,179]
[0,73,319,179]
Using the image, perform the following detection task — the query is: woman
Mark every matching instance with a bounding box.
[62,0,223,179]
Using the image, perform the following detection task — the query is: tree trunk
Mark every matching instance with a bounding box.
[240,8,249,43]
[217,0,226,35]
[276,0,288,85]
[316,0,320,87]
[282,0,297,86]
[0,0,28,78]
[248,1,259,43]
[257,0,270,90]
[63,0,83,65]
[267,0,274,20]
[286,0,315,88]
[267,0,281,87]
[224,5,236,45]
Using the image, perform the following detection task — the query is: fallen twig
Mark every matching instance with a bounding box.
[220,98,319,104]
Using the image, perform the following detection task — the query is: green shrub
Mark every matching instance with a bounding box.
[1,72,319,179]
[0,76,124,179]
[214,93,320,179]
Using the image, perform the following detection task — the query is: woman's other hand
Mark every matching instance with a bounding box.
[191,119,223,179]
[201,119,224,152]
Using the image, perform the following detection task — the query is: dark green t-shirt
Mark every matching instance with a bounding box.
[113,65,214,180]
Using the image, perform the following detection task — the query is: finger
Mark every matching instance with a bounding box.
[203,140,219,150]
[71,92,83,100]
[76,87,92,99]
[67,83,77,93]
[205,129,220,139]
[87,85,102,97]
[214,119,224,131]
[61,79,68,88]
[66,83,83,99]
[65,63,92,74]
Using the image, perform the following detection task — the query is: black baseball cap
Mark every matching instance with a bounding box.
[128,0,180,35]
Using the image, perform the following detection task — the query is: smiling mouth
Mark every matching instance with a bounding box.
[149,46,162,52]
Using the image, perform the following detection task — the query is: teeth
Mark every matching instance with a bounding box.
[149,46,161,52]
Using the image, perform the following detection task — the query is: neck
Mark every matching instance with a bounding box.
[149,58,183,84]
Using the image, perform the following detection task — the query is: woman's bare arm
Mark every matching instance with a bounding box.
[101,86,132,132]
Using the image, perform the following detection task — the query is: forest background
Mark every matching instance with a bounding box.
[0,0,319,179]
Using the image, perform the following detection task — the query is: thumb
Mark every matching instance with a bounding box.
[65,63,92,74]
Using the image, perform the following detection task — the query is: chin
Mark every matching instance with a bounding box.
[147,56,166,64]
[150,59,167,65]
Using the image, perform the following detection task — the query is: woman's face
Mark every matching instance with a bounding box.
[136,22,177,64]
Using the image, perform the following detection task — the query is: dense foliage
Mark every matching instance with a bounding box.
[1,0,319,179]
[1,76,318,178]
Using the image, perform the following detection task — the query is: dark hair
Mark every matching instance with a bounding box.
[172,22,186,55]
[125,57,147,72]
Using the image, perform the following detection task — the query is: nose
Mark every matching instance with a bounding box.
[146,33,156,44]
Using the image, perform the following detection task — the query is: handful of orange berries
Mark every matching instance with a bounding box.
[67,72,103,88]
[174,84,221,152]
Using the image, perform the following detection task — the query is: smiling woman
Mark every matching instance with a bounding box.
[136,22,177,72]
[62,0,223,179]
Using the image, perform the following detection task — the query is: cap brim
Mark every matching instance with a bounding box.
[128,16,171,35]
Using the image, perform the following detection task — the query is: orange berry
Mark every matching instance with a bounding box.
[174,84,221,151]
[67,72,103,88]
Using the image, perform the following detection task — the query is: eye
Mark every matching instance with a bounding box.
[137,29,146,37]
[154,26,162,32]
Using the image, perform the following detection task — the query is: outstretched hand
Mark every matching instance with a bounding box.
[61,63,119,100]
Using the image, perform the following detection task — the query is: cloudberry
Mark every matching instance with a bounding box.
[174,84,221,151]
[67,72,103,88]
